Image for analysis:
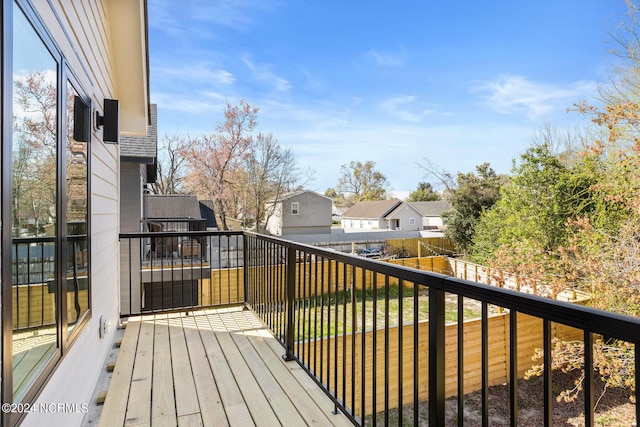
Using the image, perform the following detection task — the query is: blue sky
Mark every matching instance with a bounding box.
[149,0,629,195]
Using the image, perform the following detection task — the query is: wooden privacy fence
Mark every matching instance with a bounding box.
[197,255,589,310]
[446,258,592,302]
[199,267,244,306]
[13,284,89,329]
[299,311,582,417]
[385,237,456,258]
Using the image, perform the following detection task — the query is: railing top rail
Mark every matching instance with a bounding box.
[119,230,243,239]
[244,231,640,343]
[12,236,57,243]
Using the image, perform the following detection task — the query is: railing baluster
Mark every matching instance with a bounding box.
[398,278,403,427]
[543,319,552,427]
[319,256,325,385]
[384,274,390,427]
[351,266,357,414]
[371,271,378,427]
[481,301,489,427]
[458,294,464,427]
[361,268,367,421]
[584,331,593,427]
[510,310,518,427]
[635,342,640,425]
[413,281,419,427]
[429,285,445,427]
[333,259,339,415]
[313,256,319,376]
[342,262,348,414]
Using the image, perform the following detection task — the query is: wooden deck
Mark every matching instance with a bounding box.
[98,307,354,427]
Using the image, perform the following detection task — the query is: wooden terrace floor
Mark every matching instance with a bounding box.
[98,307,354,427]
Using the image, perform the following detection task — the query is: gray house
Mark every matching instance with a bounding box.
[385,200,450,231]
[265,190,332,235]
[340,199,402,231]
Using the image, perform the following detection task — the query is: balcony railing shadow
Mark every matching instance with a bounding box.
[119,230,640,427]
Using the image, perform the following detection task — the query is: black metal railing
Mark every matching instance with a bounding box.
[11,235,88,330]
[243,232,640,427]
[119,230,243,315]
[118,229,640,426]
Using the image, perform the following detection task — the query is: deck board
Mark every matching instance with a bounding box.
[99,319,141,427]
[99,307,353,426]
[181,315,228,427]
[125,320,154,426]
[168,314,201,419]
[151,315,177,427]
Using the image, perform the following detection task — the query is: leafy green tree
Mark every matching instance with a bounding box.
[324,187,349,209]
[470,143,621,265]
[336,160,389,204]
[443,163,505,254]
[408,182,440,201]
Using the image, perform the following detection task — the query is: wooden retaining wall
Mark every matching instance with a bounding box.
[300,312,582,417]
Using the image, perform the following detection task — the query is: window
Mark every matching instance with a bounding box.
[409,218,415,225]
[291,202,299,215]
[3,0,91,412]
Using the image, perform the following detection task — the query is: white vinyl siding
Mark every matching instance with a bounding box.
[19,1,128,426]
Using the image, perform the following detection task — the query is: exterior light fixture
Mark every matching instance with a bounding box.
[96,98,120,143]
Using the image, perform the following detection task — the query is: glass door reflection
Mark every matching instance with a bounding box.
[11,3,60,400]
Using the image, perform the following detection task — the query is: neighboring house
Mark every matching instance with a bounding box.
[1,1,149,426]
[265,190,332,235]
[341,199,402,231]
[198,199,219,230]
[385,200,450,231]
[145,194,217,230]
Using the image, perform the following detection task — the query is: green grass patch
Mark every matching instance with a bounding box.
[294,284,481,340]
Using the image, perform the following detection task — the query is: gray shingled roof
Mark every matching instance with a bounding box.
[120,104,157,161]
[409,200,451,216]
[341,199,402,219]
[271,189,332,203]
[387,200,451,218]
[146,194,201,219]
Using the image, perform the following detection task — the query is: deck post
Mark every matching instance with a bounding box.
[283,245,296,361]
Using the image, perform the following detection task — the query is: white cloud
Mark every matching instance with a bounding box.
[241,56,291,92]
[368,49,404,67]
[472,75,596,119]
[155,63,235,86]
[190,0,277,31]
[379,95,437,122]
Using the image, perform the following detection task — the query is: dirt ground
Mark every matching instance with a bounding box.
[368,371,636,426]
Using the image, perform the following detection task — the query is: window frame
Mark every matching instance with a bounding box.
[291,201,299,215]
[1,1,92,422]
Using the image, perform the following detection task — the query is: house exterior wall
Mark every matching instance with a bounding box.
[118,164,144,317]
[422,215,445,229]
[120,164,145,233]
[268,192,332,236]
[4,1,144,426]
[388,205,422,231]
[342,217,387,231]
